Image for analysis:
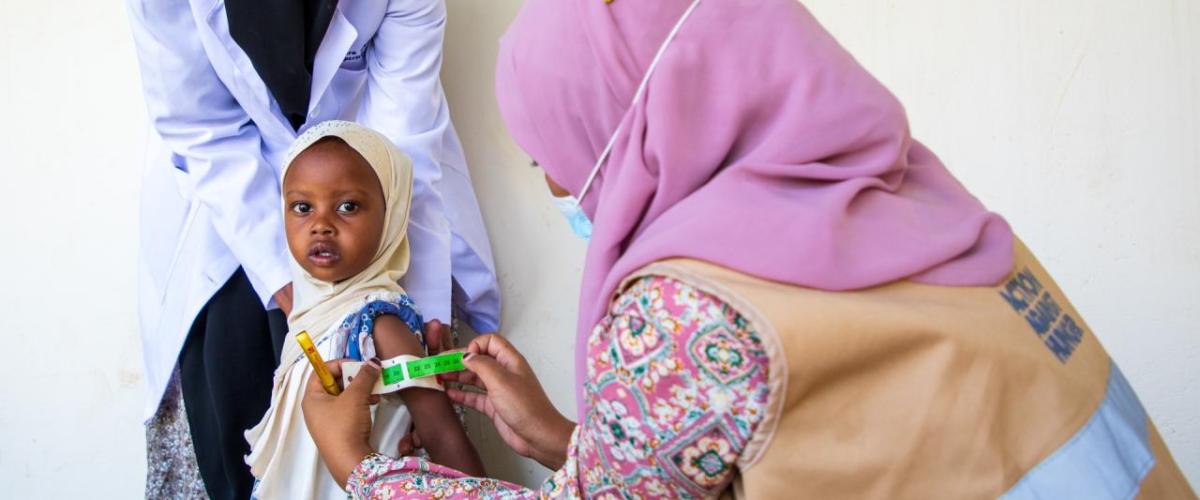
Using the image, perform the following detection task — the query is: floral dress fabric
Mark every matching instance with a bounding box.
[346,275,771,499]
[144,369,208,499]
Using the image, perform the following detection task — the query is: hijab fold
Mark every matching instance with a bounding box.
[495,0,1014,419]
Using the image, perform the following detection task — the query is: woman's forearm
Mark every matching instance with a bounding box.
[529,415,576,470]
[321,441,374,490]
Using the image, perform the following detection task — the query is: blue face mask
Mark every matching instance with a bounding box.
[551,193,593,241]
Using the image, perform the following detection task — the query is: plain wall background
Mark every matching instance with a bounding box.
[0,0,1195,496]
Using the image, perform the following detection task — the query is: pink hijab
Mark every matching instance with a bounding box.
[496,0,1014,418]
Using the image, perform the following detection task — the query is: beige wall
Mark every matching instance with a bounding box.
[442,0,588,483]
[0,0,1194,496]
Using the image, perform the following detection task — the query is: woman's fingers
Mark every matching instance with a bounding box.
[306,359,348,396]
[467,334,528,373]
[345,359,381,398]
[324,359,346,379]
[467,334,512,357]
[461,351,509,390]
[440,369,484,389]
[425,321,441,354]
[446,387,492,417]
[424,319,452,354]
[304,370,327,397]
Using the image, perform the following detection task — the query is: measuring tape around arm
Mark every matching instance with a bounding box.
[341,351,466,395]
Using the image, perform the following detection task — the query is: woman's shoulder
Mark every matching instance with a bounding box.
[584,273,773,495]
[608,261,754,328]
[600,273,763,356]
[610,273,735,322]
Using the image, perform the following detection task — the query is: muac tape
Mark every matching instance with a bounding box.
[341,352,466,395]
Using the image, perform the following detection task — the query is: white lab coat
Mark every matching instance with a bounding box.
[127,0,501,421]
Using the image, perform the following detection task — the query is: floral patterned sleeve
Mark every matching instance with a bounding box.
[345,275,771,499]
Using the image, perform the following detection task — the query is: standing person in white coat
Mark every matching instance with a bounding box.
[125,0,500,498]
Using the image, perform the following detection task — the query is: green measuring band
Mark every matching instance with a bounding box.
[381,352,466,385]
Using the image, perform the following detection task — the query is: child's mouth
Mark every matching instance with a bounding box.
[307,241,341,267]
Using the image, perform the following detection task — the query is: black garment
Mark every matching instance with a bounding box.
[180,268,288,500]
[225,0,339,130]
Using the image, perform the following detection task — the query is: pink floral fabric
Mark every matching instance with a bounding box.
[347,275,771,499]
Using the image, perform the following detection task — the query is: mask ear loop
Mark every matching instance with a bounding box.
[574,0,703,206]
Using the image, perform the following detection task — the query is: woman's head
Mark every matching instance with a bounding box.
[497,0,688,207]
[283,137,386,283]
[495,0,1013,418]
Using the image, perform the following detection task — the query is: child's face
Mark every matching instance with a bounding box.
[283,138,387,283]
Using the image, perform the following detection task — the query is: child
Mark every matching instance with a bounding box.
[245,121,484,499]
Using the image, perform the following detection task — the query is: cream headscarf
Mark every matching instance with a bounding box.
[246,120,416,499]
[278,120,415,376]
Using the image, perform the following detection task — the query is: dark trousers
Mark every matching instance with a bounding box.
[180,268,287,500]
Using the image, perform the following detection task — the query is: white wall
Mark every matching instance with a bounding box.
[0,0,150,497]
[0,0,1194,496]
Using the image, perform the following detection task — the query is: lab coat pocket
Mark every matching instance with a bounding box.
[340,40,369,72]
[330,65,368,119]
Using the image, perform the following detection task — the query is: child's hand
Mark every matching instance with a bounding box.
[301,358,381,489]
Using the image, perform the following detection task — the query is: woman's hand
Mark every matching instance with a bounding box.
[424,319,452,354]
[301,358,382,489]
[444,335,576,470]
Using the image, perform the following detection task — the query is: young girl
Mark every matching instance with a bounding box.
[245,121,484,499]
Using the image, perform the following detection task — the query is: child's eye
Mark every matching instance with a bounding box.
[336,201,359,214]
[290,202,311,214]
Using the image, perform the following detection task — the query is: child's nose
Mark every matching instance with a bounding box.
[311,220,335,236]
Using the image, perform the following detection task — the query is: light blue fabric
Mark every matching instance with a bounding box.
[550,193,594,241]
[1001,364,1154,500]
[341,295,425,361]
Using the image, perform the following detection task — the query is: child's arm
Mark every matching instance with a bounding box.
[372,315,486,477]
